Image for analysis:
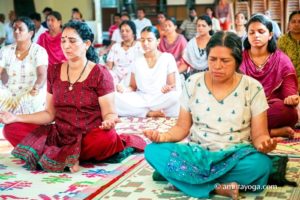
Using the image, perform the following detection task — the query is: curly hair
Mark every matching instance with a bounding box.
[62,21,99,63]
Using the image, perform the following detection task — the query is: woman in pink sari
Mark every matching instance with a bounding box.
[37,11,66,66]
[158,17,187,68]
[240,14,298,138]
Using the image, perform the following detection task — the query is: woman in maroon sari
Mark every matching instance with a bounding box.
[0,21,145,173]
[240,14,298,138]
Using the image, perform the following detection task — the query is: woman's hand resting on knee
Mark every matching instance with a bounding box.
[256,138,277,154]
[0,111,18,124]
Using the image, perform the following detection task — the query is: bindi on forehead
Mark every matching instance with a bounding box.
[61,35,80,40]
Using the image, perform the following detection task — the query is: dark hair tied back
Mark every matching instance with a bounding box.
[63,21,99,63]
[243,14,276,53]
[14,16,35,40]
[206,31,242,71]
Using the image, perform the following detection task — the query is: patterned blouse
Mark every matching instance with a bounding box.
[278,33,300,78]
[181,72,268,151]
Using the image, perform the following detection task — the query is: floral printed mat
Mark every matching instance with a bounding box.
[0,152,144,200]
[0,117,176,199]
[94,158,300,200]
[1,118,300,199]
[0,120,149,200]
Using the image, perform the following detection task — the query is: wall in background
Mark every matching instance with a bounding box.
[35,0,94,23]
[0,0,14,22]
[0,0,94,23]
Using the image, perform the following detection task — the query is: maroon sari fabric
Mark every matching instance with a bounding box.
[240,49,298,129]
[11,64,125,172]
[240,49,298,99]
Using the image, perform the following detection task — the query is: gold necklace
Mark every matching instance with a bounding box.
[16,43,32,58]
[67,60,89,91]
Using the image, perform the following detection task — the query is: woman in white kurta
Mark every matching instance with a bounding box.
[0,17,48,114]
[115,26,181,117]
[106,20,143,91]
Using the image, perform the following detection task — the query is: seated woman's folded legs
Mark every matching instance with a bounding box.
[80,128,124,161]
[3,122,39,146]
[145,144,272,199]
[267,99,298,138]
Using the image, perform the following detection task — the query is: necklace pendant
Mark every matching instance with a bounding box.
[68,85,73,91]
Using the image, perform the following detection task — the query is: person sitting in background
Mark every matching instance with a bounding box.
[178,7,198,41]
[179,15,212,78]
[112,13,130,43]
[0,16,48,114]
[115,26,181,118]
[37,11,66,66]
[205,7,221,32]
[215,0,232,31]
[133,8,152,39]
[278,10,300,92]
[144,31,277,200]
[108,13,121,40]
[41,7,52,29]
[155,11,167,37]
[234,12,247,39]
[233,12,247,49]
[71,10,84,22]
[264,10,281,40]
[4,11,16,45]
[106,20,143,91]
[29,12,47,43]
[240,14,298,138]
[0,13,5,48]
[100,13,131,58]
[0,21,145,173]
[158,17,187,68]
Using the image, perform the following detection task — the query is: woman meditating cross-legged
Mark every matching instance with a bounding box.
[143,31,277,200]
[0,21,145,173]
[0,16,48,115]
[106,20,143,91]
[115,26,181,118]
[240,14,298,138]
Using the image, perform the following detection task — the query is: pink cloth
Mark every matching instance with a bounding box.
[240,49,298,99]
[240,49,298,129]
[267,99,298,129]
[109,24,118,39]
[158,34,187,63]
[37,31,66,66]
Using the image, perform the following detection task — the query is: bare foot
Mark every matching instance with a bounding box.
[146,110,166,117]
[69,161,80,173]
[270,126,295,139]
[214,182,239,200]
